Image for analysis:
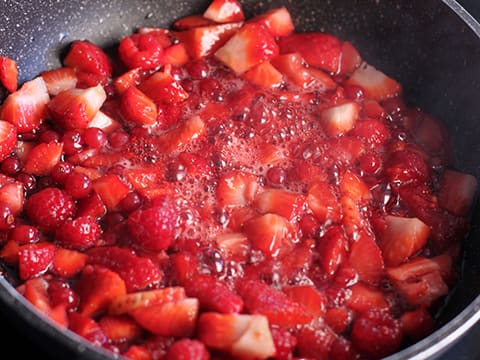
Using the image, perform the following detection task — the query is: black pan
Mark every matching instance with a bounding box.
[0,0,480,359]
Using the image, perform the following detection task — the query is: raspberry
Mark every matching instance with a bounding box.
[25,187,75,231]
[55,216,102,251]
[165,339,210,360]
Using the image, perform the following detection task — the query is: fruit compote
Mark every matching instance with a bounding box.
[0,1,477,359]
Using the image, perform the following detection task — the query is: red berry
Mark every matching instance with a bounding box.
[119,192,142,213]
[16,173,36,191]
[48,279,80,310]
[55,216,101,251]
[119,34,164,70]
[51,161,74,184]
[83,127,107,148]
[25,187,75,231]
[64,172,93,199]
[1,157,21,175]
[165,339,210,360]
[62,130,84,155]
[39,129,61,143]
[10,225,39,245]
[0,203,14,230]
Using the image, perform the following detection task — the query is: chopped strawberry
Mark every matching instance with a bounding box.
[410,111,451,156]
[98,315,143,343]
[175,22,243,59]
[438,169,477,216]
[184,274,243,314]
[236,279,312,327]
[119,33,164,70]
[351,118,389,148]
[278,33,342,73]
[0,56,18,92]
[137,27,173,48]
[109,287,186,315]
[306,181,342,224]
[339,41,362,76]
[400,307,435,341]
[120,86,157,125]
[160,43,190,67]
[156,116,205,153]
[346,63,402,101]
[18,242,56,280]
[254,188,305,220]
[203,0,244,23]
[173,15,215,30]
[87,246,162,292]
[386,254,452,282]
[270,327,297,360]
[283,285,327,317]
[92,174,130,210]
[384,149,429,186]
[76,192,107,219]
[216,171,260,208]
[48,85,106,130]
[243,61,283,89]
[76,264,127,317]
[345,282,388,312]
[128,195,178,251]
[0,120,17,162]
[41,67,78,96]
[139,70,189,104]
[64,40,113,81]
[351,309,402,358]
[68,312,107,346]
[113,67,142,95]
[296,325,335,359]
[0,181,24,215]
[329,337,359,360]
[348,231,384,285]
[0,240,20,264]
[51,247,88,278]
[215,232,249,260]
[324,307,352,334]
[317,226,347,278]
[340,169,371,201]
[55,216,102,251]
[197,312,275,359]
[249,7,294,37]
[47,279,79,311]
[320,101,360,137]
[377,215,430,267]
[123,345,153,360]
[23,141,63,176]
[165,339,210,360]
[131,298,199,337]
[87,110,121,133]
[244,213,295,258]
[0,77,50,133]
[215,23,279,74]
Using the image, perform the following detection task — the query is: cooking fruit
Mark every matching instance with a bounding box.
[0,1,476,359]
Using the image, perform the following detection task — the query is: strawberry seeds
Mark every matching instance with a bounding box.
[0,0,477,359]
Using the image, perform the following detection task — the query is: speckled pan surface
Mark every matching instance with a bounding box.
[0,0,479,359]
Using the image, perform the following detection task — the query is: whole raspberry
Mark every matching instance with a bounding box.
[165,339,210,360]
[25,187,75,231]
[55,216,102,250]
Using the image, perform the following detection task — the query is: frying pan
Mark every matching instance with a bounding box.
[0,0,480,359]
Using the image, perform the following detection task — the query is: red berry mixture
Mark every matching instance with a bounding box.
[0,1,477,359]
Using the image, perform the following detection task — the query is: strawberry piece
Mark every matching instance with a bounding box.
[0,120,17,162]
[119,33,164,70]
[325,307,352,334]
[137,27,173,48]
[351,118,389,148]
[175,22,243,59]
[109,287,186,315]
[156,116,205,153]
[139,70,189,104]
[76,192,107,219]
[216,171,260,208]
[131,298,199,337]
[243,61,283,89]
[25,187,75,231]
[203,0,244,23]
[400,307,435,341]
[18,242,56,280]
[378,215,430,267]
[351,309,402,358]
[215,23,279,74]
[283,285,327,317]
[411,112,450,156]
[40,67,78,96]
[127,195,178,251]
[76,264,127,317]
[244,213,295,258]
[317,226,347,278]
[339,41,362,76]
[87,110,121,133]
[123,345,153,360]
[236,279,312,327]
[306,181,342,224]
[320,101,360,137]
[165,339,210,360]
[386,254,452,282]
[345,282,388,312]
[170,252,199,284]
[113,67,142,95]
[438,169,477,216]
[120,86,157,125]
[197,312,275,359]
[92,174,130,210]
[0,181,23,215]
[184,274,243,313]
[55,216,102,251]
[384,149,429,186]
[68,312,107,346]
[51,247,88,278]
[270,327,297,360]
[98,315,143,343]
[249,7,294,37]
[0,77,49,133]
[48,85,106,130]
[278,33,342,73]
[23,141,63,176]
[0,56,18,92]
[254,188,305,220]
[64,40,113,80]
[160,43,190,67]
[348,231,384,285]
[0,240,20,265]
[296,326,335,359]
[329,337,359,360]
[87,246,162,292]
[173,15,215,30]
[346,63,402,101]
